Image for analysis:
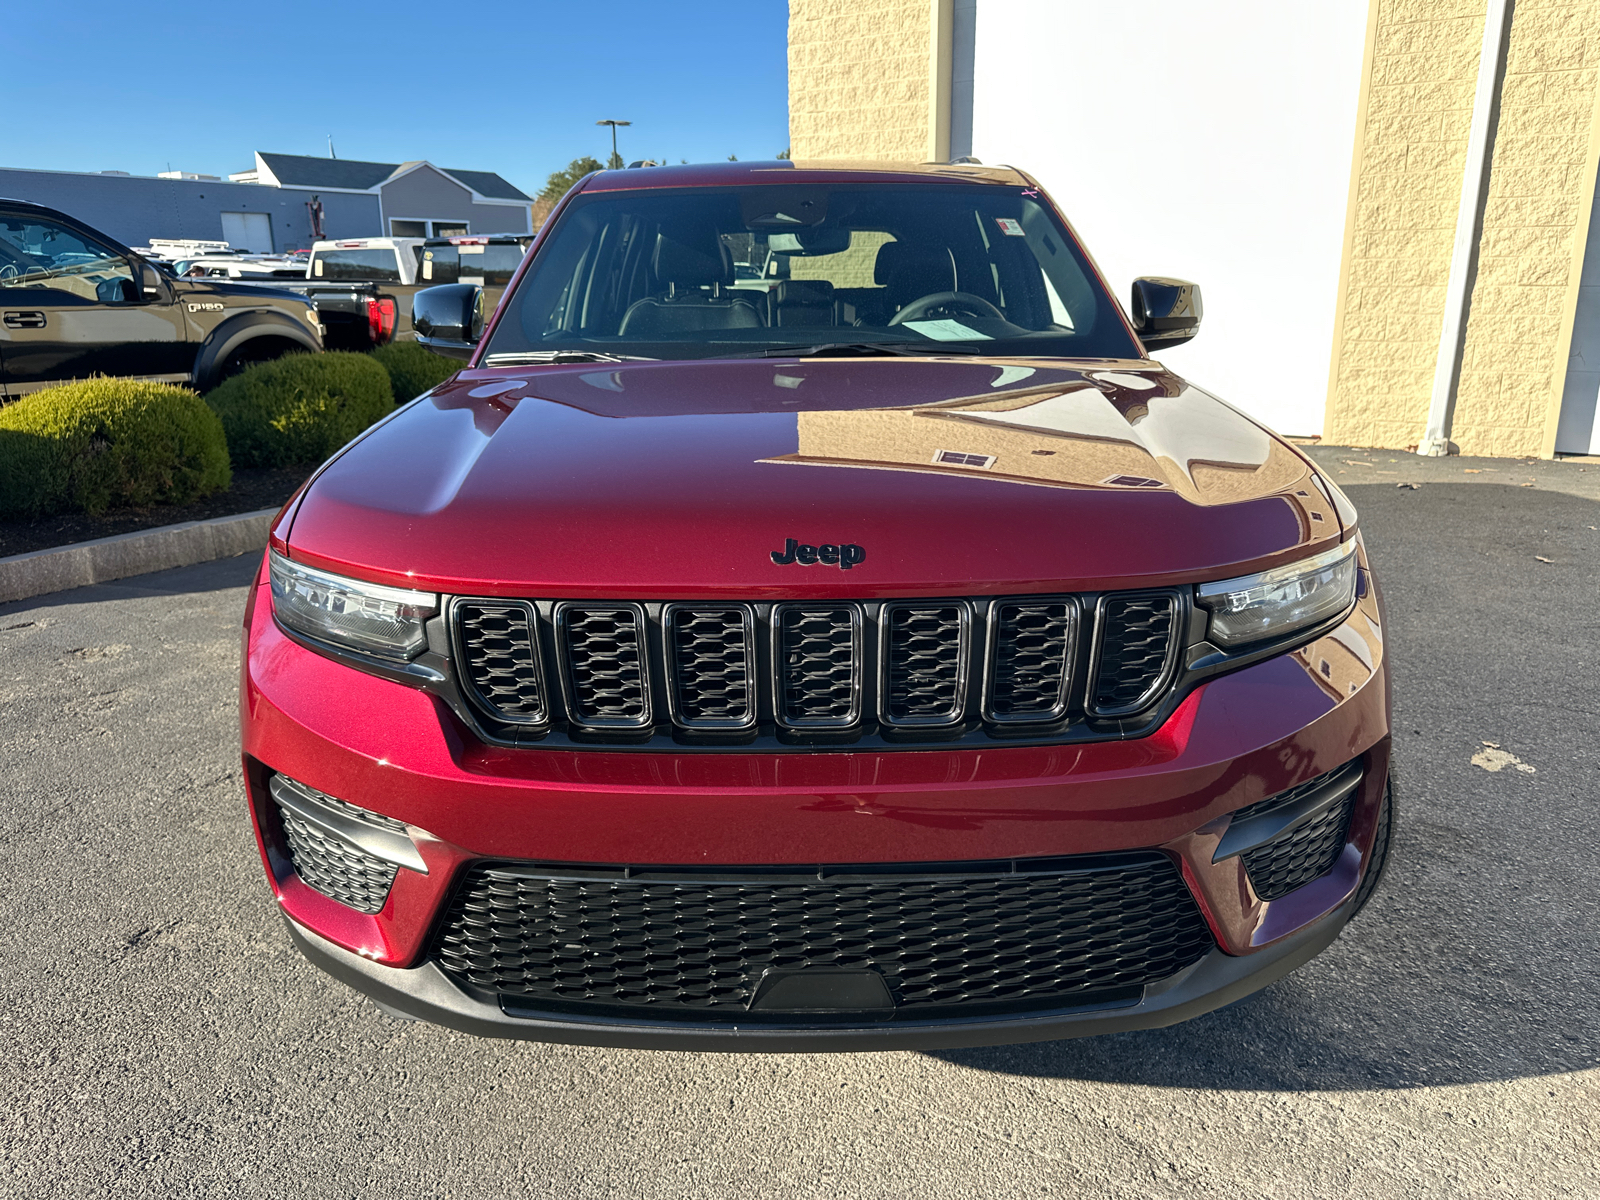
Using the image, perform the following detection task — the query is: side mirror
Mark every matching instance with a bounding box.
[1130,277,1201,351]
[413,284,484,360]
[138,259,167,299]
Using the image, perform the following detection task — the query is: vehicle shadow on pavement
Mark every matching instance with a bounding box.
[933,484,1600,1091]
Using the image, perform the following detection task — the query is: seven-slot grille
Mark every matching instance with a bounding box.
[450,592,1182,744]
[432,853,1216,1017]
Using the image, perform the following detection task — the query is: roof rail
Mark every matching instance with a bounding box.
[626,160,662,169]
[948,156,983,165]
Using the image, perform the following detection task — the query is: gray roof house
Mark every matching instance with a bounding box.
[233,153,534,238]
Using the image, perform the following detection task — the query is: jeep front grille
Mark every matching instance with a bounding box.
[449,591,1183,747]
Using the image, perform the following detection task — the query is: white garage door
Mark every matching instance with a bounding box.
[220,211,273,254]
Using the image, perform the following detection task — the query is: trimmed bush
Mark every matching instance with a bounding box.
[205,351,394,468]
[0,379,230,518]
[371,340,461,403]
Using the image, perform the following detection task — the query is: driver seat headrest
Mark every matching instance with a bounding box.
[653,232,730,290]
[877,243,957,307]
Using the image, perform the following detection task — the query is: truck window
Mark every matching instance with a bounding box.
[0,216,136,304]
[312,249,402,282]
[476,242,526,285]
[420,247,458,284]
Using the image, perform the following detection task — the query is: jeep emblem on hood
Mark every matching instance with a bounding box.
[771,538,866,569]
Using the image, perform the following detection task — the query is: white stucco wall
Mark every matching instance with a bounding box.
[970,1,1368,436]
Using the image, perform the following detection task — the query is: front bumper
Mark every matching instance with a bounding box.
[243,554,1391,1047]
[285,903,1349,1051]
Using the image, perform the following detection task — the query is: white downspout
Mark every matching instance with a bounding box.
[1418,0,1515,457]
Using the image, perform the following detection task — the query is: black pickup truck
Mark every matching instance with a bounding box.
[0,199,323,399]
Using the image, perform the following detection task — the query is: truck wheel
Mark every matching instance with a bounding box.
[206,337,304,391]
[1350,774,1395,920]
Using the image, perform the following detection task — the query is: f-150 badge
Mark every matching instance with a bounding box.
[771,539,866,569]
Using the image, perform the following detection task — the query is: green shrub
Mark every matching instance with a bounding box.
[0,379,230,518]
[205,351,394,468]
[371,340,461,403]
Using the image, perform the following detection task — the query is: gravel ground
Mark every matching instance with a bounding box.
[1,459,1596,1198]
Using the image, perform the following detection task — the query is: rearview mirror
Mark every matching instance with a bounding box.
[413,284,484,359]
[1130,277,1201,351]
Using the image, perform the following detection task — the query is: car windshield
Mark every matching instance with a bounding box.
[482,184,1140,362]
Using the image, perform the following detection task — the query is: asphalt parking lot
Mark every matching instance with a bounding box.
[3,455,1598,1198]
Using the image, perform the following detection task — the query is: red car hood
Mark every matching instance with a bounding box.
[281,358,1341,597]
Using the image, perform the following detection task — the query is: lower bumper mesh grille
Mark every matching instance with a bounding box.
[1242,789,1357,900]
[432,854,1216,1019]
[277,803,398,914]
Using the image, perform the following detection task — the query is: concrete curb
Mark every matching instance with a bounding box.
[0,507,277,605]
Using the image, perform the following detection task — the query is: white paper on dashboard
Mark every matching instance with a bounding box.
[900,319,991,341]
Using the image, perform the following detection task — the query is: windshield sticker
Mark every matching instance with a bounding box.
[901,319,992,341]
[995,218,1026,237]
[460,243,485,255]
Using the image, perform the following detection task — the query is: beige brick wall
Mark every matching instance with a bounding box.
[1451,0,1600,457]
[789,0,934,160]
[1325,0,1486,450]
[1327,0,1600,456]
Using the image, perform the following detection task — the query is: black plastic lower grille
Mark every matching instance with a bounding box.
[433,854,1216,1019]
[277,803,398,914]
[1243,789,1357,900]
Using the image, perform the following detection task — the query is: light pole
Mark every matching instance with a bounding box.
[596,119,631,168]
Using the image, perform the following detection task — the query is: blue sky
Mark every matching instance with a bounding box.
[4,0,790,195]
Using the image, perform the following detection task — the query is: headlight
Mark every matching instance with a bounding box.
[1195,540,1358,648]
[268,550,436,661]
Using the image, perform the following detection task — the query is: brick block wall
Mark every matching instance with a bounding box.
[1451,0,1600,457]
[789,0,932,160]
[1325,0,1485,450]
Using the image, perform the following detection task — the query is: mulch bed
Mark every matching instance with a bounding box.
[0,467,312,559]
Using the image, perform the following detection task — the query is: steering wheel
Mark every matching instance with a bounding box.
[0,263,17,280]
[889,290,1006,326]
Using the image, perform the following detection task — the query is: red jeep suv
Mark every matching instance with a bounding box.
[241,161,1392,1050]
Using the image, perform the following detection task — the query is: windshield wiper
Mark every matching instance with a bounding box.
[743,341,981,359]
[482,350,657,365]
